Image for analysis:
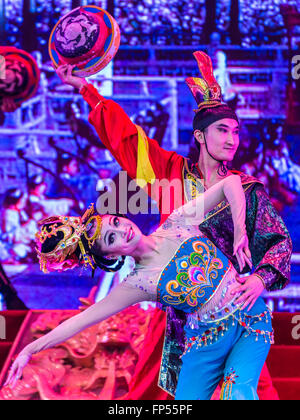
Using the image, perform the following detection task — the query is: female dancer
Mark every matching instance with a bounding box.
[52,53,290,400]
[4,174,273,400]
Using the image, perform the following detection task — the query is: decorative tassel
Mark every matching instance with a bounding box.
[220,369,238,401]
[135,125,156,188]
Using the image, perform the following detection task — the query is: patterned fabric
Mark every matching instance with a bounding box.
[158,159,292,396]
[135,124,156,187]
[175,296,272,400]
[185,51,223,111]
[183,308,274,357]
[220,368,239,401]
[54,10,100,58]
[184,161,292,291]
[157,236,230,313]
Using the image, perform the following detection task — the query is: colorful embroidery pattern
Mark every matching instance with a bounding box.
[182,308,274,356]
[157,237,229,313]
[220,368,239,400]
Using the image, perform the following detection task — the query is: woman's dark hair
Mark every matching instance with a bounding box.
[80,234,126,274]
[40,222,126,274]
[85,212,129,274]
[41,223,63,252]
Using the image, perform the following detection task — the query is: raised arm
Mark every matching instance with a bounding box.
[56,65,182,186]
[176,174,245,227]
[172,174,251,271]
[3,281,148,388]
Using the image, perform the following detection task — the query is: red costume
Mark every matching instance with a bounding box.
[80,83,279,400]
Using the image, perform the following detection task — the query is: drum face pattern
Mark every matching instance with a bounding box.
[0,47,40,105]
[49,6,121,77]
[54,10,100,59]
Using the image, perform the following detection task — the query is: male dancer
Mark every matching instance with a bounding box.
[56,52,291,400]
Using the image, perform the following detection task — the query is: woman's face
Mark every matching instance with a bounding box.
[90,215,142,259]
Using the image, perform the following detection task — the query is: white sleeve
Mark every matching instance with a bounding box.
[223,174,247,237]
[24,280,149,356]
[169,175,246,233]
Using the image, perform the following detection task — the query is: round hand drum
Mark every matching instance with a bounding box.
[49,6,121,77]
[0,47,40,106]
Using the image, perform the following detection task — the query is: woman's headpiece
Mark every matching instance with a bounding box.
[35,204,102,273]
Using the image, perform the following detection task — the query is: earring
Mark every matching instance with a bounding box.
[107,256,122,262]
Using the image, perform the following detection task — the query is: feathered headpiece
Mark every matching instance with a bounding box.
[186,51,223,112]
[35,204,102,273]
[186,51,239,131]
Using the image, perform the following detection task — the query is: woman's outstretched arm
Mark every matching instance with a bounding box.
[3,281,148,388]
[173,174,252,271]
[176,174,244,224]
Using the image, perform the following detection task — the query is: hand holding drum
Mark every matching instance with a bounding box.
[49,5,121,78]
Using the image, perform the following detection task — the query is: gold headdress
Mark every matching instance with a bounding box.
[35,204,103,273]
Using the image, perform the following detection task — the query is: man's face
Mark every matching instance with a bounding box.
[195,118,240,163]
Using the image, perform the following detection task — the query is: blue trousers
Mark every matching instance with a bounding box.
[175,298,272,400]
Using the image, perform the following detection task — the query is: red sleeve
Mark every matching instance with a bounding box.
[80,83,181,182]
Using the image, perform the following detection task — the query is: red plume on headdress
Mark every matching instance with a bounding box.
[186,51,223,112]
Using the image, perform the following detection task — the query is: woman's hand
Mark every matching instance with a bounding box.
[231,274,265,311]
[233,230,253,273]
[55,64,88,90]
[3,349,32,389]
